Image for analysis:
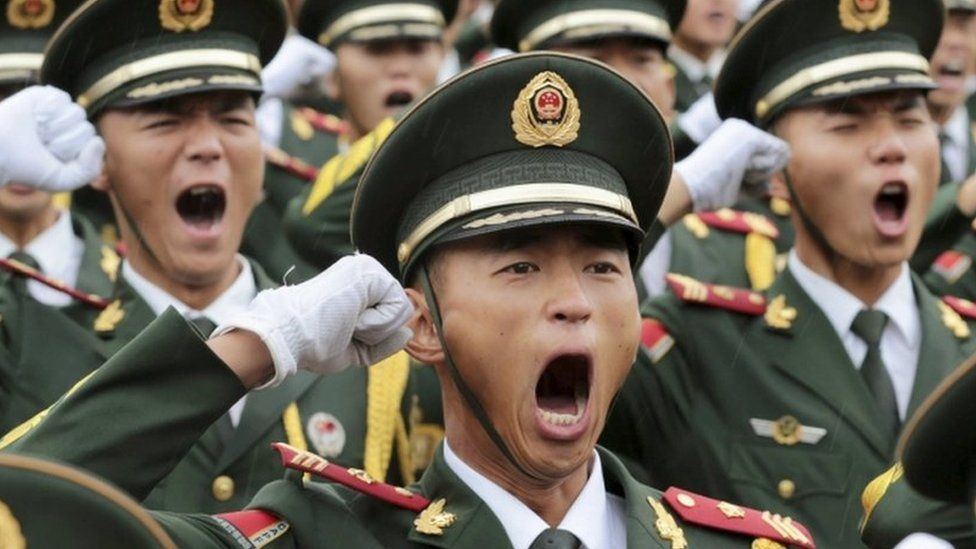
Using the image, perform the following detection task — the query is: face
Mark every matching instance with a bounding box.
[774,91,939,268]
[553,38,676,122]
[330,38,444,139]
[928,11,976,112]
[0,84,54,221]
[423,225,640,480]
[94,91,263,288]
[675,0,739,52]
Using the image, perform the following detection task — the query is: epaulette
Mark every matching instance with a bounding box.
[932,250,972,284]
[693,209,780,239]
[640,318,674,363]
[272,442,429,512]
[661,487,816,548]
[213,509,290,548]
[0,257,110,309]
[296,107,347,135]
[943,295,976,321]
[666,273,766,315]
[264,147,319,183]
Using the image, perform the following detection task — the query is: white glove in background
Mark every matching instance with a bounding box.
[675,118,791,212]
[0,85,104,192]
[215,255,414,387]
[676,92,721,145]
[261,34,335,99]
[893,533,953,549]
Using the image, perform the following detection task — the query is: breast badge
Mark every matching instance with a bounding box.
[306,412,346,458]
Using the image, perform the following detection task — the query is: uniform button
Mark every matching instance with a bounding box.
[212,475,235,502]
[778,479,795,500]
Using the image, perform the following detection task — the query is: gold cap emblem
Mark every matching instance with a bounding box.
[512,71,581,148]
[839,0,890,32]
[6,0,54,29]
[159,0,214,32]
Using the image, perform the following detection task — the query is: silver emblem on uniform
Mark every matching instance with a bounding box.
[749,416,827,446]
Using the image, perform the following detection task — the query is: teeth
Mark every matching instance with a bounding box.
[880,185,903,195]
[944,60,965,72]
[190,187,215,196]
[539,389,587,427]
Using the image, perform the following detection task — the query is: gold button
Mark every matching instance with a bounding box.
[212,475,235,502]
[676,493,696,507]
[778,479,796,500]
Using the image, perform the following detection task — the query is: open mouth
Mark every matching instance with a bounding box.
[176,185,226,232]
[385,90,414,108]
[872,181,909,237]
[535,354,591,428]
[938,60,966,78]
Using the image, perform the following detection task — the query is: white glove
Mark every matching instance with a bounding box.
[215,254,414,387]
[676,92,721,144]
[0,85,105,192]
[675,118,791,212]
[893,533,953,549]
[261,34,335,99]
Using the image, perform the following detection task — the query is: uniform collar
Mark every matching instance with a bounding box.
[120,255,257,325]
[787,250,919,348]
[0,209,84,284]
[667,45,726,83]
[442,439,622,549]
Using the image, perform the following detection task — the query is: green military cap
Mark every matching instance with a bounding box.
[898,350,976,506]
[40,0,288,115]
[714,0,943,127]
[490,0,687,53]
[946,0,976,13]
[351,52,673,279]
[0,0,84,86]
[297,0,458,50]
[0,452,176,548]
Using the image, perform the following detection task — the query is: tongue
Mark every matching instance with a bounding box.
[875,199,900,222]
[537,395,578,414]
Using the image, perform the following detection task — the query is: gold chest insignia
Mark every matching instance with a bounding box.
[764,295,797,330]
[938,301,971,339]
[647,496,688,549]
[94,300,125,334]
[752,539,787,549]
[100,245,121,283]
[718,501,746,519]
[414,498,456,536]
[0,500,25,549]
[838,0,889,33]
[6,0,54,29]
[158,0,214,32]
[512,71,581,148]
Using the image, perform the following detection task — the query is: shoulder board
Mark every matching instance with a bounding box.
[213,510,290,548]
[0,257,110,309]
[662,487,815,548]
[264,147,319,183]
[666,273,766,316]
[943,295,976,321]
[640,319,674,363]
[272,442,429,512]
[296,107,347,135]
[932,251,972,284]
[696,209,780,239]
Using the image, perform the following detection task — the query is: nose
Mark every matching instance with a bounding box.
[545,263,593,324]
[868,118,909,165]
[184,116,224,163]
[386,47,414,78]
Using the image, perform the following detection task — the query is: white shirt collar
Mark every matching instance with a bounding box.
[0,209,79,276]
[788,250,919,348]
[667,46,726,82]
[121,255,257,325]
[943,104,969,150]
[442,440,624,549]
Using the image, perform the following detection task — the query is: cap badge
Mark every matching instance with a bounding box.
[159,0,214,32]
[512,71,580,148]
[6,0,54,29]
[838,0,889,33]
[306,412,346,458]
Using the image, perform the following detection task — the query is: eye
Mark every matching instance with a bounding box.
[221,115,253,127]
[144,117,178,130]
[500,262,539,275]
[586,262,622,275]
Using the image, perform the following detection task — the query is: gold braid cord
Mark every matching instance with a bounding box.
[365,352,411,482]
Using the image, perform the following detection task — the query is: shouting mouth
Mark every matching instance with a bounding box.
[534,353,592,440]
[872,181,909,238]
[385,90,415,109]
[176,184,226,237]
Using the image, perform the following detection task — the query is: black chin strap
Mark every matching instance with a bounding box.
[419,265,535,479]
[115,193,160,266]
[781,168,838,262]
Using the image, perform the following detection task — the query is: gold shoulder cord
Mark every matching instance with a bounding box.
[0,371,97,450]
[365,351,411,483]
[281,403,311,482]
[745,232,776,291]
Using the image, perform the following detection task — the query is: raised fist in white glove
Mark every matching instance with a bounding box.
[676,92,721,145]
[0,85,105,192]
[215,254,414,387]
[261,34,336,99]
[675,118,791,212]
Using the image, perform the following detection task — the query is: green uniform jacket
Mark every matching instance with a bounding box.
[1,261,444,514]
[672,61,707,115]
[0,213,117,431]
[5,311,811,548]
[600,269,976,547]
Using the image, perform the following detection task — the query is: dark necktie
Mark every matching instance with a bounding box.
[190,315,218,338]
[851,309,900,438]
[695,73,713,96]
[529,528,582,549]
[939,131,954,182]
[5,251,40,294]
[188,315,236,451]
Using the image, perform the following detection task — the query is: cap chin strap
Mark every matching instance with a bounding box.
[418,265,536,479]
[781,169,838,262]
[114,193,161,266]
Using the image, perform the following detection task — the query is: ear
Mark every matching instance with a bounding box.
[769,170,790,201]
[89,127,111,193]
[403,287,445,365]
[324,65,341,102]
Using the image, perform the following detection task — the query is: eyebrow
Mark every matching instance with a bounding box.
[489,226,628,253]
[134,93,252,116]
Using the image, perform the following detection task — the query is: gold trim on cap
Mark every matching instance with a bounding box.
[0,53,43,72]
[519,9,671,52]
[318,3,445,47]
[397,183,638,264]
[76,48,261,109]
[755,51,930,119]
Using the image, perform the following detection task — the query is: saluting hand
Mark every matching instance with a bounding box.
[0,85,105,192]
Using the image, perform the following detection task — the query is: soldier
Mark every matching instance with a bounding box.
[0,0,440,513]
[598,0,976,546]
[669,0,737,113]
[2,51,816,548]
